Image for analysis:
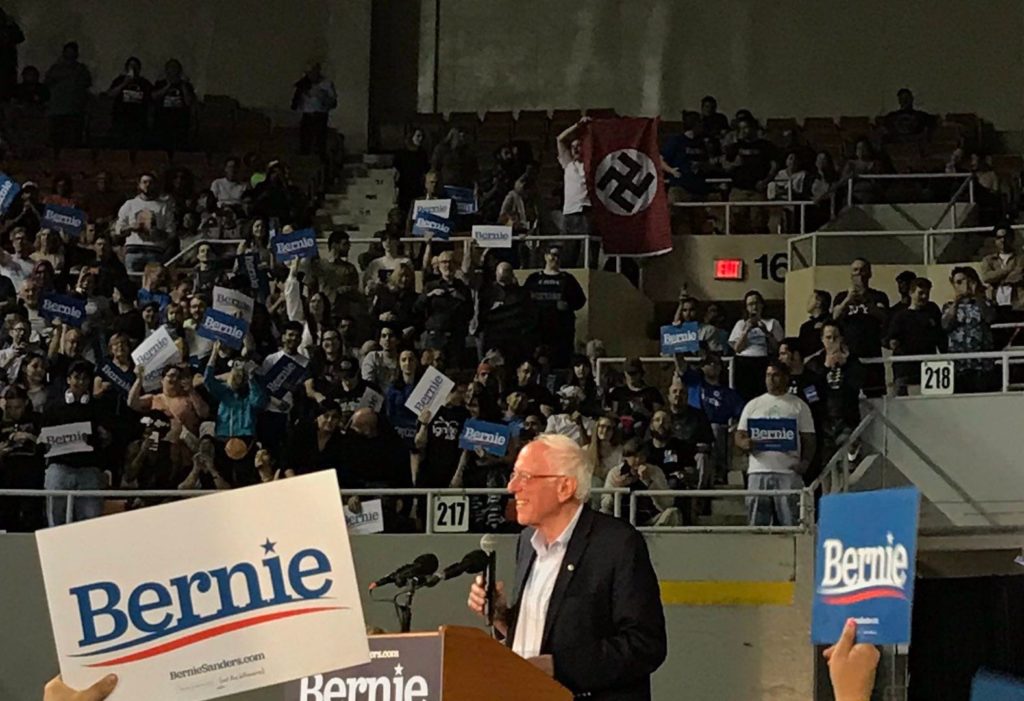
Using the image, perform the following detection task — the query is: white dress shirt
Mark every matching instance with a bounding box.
[512,504,584,659]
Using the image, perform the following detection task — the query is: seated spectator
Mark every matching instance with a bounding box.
[832,258,889,397]
[735,360,816,527]
[505,358,556,417]
[729,290,784,401]
[363,230,413,295]
[812,151,839,202]
[285,398,347,477]
[608,357,664,431]
[80,172,123,229]
[585,414,623,485]
[152,59,196,151]
[980,224,1024,335]
[361,325,400,389]
[178,424,232,490]
[339,408,414,531]
[251,161,307,224]
[44,41,92,148]
[724,118,777,233]
[19,353,54,414]
[601,439,681,526]
[0,385,44,532]
[523,244,587,368]
[882,88,934,143]
[545,385,594,446]
[116,173,176,238]
[32,229,64,273]
[805,322,864,460]
[43,173,78,209]
[413,383,469,488]
[886,278,943,394]
[767,150,814,233]
[699,95,729,139]
[798,289,832,358]
[13,65,47,106]
[677,352,741,484]
[672,294,726,354]
[942,266,997,393]
[209,156,248,207]
[431,127,478,189]
[105,56,152,149]
[841,140,887,204]
[566,353,603,417]
[41,360,107,526]
[0,316,39,383]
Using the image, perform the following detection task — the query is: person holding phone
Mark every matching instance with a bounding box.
[105,56,151,148]
[729,290,784,400]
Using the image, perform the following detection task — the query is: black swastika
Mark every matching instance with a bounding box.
[596,153,655,213]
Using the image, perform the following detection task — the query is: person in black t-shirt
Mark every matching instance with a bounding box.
[882,88,934,143]
[505,359,556,417]
[608,357,665,425]
[0,385,44,532]
[523,245,586,367]
[414,383,469,488]
[152,59,195,151]
[832,258,889,397]
[798,289,832,358]
[725,119,778,233]
[885,277,943,394]
[805,322,865,459]
[779,338,826,482]
[106,57,152,149]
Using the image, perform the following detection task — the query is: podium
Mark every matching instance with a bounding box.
[284,625,572,701]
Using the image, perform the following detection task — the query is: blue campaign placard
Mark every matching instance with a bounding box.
[262,354,308,399]
[197,308,249,350]
[272,228,318,262]
[812,487,920,645]
[98,361,134,394]
[443,185,478,215]
[660,322,700,355]
[0,172,19,215]
[42,204,87,237]
[458,418,511,457]
[412,210,453,240]
[972,671,1024,700]
[240,252,269,300]
[39,293,86,328]
[747,417,798,452]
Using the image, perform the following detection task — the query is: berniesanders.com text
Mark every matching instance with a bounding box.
[169,652,267,680]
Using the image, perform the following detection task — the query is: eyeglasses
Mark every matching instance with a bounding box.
[508,470,566,486]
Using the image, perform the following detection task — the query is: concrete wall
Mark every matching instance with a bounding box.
[7,0,372,149]
[0,531,814,701]
[421,0,1024,130]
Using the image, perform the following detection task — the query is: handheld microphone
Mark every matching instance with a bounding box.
[480,534,498,628]
[424,549,489,587]
[367,553,439,590]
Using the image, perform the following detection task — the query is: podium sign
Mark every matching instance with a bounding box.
[287,634,441,701]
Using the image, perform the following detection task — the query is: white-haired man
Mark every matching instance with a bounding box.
[467,433,667,701]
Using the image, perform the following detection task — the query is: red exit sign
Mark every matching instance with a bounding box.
[714,258,744,280]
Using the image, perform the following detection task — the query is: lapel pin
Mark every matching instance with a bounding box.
[567,564,575,572]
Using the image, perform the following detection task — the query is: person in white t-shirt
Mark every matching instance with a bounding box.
[555,116,592,266]
[362,230,412,295]
[545,385,595,445]
[729,289,784,400]
[209,156,247,206]
[735,359,815,526]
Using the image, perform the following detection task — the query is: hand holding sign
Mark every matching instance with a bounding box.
[823,620,880,701]
[43,674,119,701]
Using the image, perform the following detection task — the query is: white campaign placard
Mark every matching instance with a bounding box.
[212,286,255,323]
[404,366,454,420]
[472,225,513,249]
[344,499,385,535]
[920,359,954,396]
[357,386,384,413]
[36,471,369,701]
[132,327,182,392]
[411,198,452,220]
[39,421,93,457]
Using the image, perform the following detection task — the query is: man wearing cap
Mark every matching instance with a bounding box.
[331,356,381,420]
[524,245,587,368]
[608,357,664,421]
[545,385,595,446]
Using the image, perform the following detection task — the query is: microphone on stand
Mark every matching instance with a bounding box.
[480,534,498,631]
[423,549,489,587]
[367,553,439,590]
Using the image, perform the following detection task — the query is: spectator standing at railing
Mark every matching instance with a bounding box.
[886,278,943,395]
[105,57,152,150]
[44,42,91,149]
[729,290,783,401]
[779,338,826,481]
[735,360,815,527]
[942,266,997,393]
[556,116,592,265]
[676,351,742,484]
[662,384,713,487]
[832,258,889,397]
[724,119,777,233]
[0,385,43,532]
[415,249,473,367]
[477,261,537,369]
[798,290,832,358]
[980,224,1024,344]
[151,59,196,152]
[805,322,864,463]
[523,244,586,368]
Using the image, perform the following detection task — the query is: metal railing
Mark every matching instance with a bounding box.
[787,223,1024,269]
[845,172,975,209]
[0,484,819,533]
[861,349,1024,394]
[163,234,604,270]
[595,356,736,390]
[672,199,813,235]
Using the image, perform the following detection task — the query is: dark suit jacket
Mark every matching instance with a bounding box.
[506,506,667,701]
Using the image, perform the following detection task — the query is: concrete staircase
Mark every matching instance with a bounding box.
[315,155,397,240]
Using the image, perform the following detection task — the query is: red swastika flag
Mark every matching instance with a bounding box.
[582,117,672,257]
